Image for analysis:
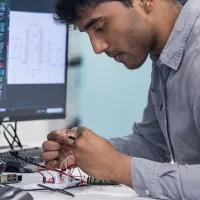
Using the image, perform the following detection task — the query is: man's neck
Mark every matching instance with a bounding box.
[151,1,183,54]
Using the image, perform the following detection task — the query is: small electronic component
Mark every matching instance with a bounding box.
[87,176,120,185]
[52,169,72,184]
[40,169,80,190]
[0,174,22,184]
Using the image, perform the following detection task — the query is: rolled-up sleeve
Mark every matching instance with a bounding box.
[132,157,200,200]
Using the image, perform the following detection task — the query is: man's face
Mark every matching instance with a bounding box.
[77,0,156,70]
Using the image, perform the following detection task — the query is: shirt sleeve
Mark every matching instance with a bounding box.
[132,157,200,200]
[110,85,171,163]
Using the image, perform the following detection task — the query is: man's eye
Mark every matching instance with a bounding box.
[95,24,106,32]
[96,27,104,32]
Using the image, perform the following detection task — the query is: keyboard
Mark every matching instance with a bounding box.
[0,147,43,173]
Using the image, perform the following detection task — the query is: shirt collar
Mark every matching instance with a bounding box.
[151,0,200,70]
[150,53,160,63]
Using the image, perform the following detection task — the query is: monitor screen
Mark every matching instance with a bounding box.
[0,0,68,122]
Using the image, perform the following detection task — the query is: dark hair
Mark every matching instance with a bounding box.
[53,0,132,28]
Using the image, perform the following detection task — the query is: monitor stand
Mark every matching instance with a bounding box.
[0,122,42,173]
[0,122,23,150]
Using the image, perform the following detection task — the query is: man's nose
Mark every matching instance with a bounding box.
[90,37,109,54]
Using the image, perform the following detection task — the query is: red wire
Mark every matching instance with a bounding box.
[38,165,47,183]
[37,146,86,184]
[46,161,55,183]
[64,147,86,183]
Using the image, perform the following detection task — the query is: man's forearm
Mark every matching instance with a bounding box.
[110,153,133,187]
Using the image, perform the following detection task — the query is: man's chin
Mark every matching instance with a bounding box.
[124,56,148,70]
[123,62,142,70]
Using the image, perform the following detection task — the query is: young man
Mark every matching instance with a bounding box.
[42,0,200,199]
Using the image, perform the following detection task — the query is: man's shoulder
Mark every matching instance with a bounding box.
[184,15,200,65]
[188,14,200,47]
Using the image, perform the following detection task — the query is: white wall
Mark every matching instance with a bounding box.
[0,121,48,147]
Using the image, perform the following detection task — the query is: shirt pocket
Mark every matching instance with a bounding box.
[150,90,165,133]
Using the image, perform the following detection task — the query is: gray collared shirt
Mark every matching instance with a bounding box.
[110,0,200,199]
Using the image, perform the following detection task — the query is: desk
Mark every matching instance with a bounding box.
[11,173,154,200]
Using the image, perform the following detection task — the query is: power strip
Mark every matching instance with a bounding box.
[87,176,119,185]
[0,174,22,184]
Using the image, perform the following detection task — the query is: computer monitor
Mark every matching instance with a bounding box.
[0,0,68,122]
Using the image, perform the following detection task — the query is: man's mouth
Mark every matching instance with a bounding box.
[114,53,123,63]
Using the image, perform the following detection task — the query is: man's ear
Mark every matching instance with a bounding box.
[139,0,155,14]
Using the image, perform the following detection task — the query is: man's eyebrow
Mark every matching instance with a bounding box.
[80,17,104,32]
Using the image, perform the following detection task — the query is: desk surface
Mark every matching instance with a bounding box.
[12,173,154,200]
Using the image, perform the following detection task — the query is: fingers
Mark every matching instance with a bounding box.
[59,155,76,169]
[41,151,59,162]
[42,128,79,169]
[45,159,59,168]
[44,155,76,169]
[42,149,74,165]
[42,141,61,151]
[76,126,88,137]
[66,127,86,147]
[47,129,79,146]
[42,141,61,164]
[42,143,74,161]
[45,158,64,169]
[71,127,78,131]
[47,129,70,144]
[66,129,79,146]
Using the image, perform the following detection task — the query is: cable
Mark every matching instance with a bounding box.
[60,155,74,170]
[37,184,75,197]
[10,152,83,180]
[46,161,55,183]
[10,152,69,176]
[37,166,47,183]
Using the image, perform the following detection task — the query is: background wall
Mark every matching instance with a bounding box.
[79,34,151,139]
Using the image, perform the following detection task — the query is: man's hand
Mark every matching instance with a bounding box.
[42,129,78,168]
[73,127,132,186]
